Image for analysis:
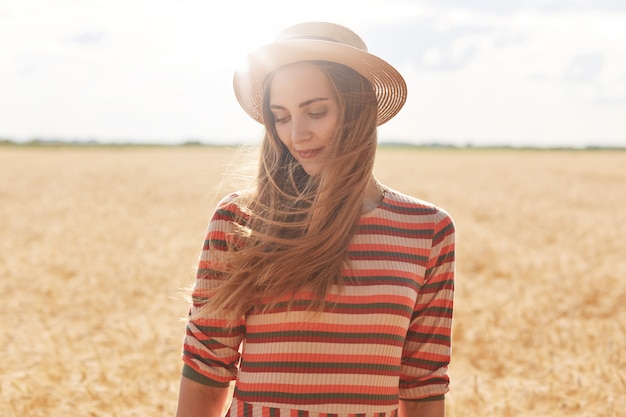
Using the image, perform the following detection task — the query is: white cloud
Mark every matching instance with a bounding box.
[377,7,626,146]
[0,0,624,146]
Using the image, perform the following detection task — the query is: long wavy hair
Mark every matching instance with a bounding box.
[197,61,378,320]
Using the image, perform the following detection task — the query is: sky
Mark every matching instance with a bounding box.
[1,0,625,148]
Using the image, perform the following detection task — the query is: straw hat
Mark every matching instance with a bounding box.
[233,22,407,126]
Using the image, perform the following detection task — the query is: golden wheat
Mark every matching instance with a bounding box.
[1,147,624,416]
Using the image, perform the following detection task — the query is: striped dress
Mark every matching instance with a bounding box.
[182,187,455,417]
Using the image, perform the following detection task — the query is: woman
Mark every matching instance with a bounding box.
[176,22,455,417]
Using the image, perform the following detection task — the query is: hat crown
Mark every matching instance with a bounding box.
[275,22,368,52]
[233,22,406,126]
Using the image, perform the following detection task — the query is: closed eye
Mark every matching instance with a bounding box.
[272,113,290,124]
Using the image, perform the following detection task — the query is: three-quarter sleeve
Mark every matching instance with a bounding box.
[182,195,246,386]
[399,209,455,400]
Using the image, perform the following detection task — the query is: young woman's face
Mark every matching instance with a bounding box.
[269,62,340,176]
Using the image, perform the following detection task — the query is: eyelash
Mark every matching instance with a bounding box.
[274,111,326,124]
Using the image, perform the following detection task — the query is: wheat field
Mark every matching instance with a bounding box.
[1,146,624,417]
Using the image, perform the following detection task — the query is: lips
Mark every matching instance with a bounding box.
[296,148,323,159]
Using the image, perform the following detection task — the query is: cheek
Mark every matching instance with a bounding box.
[321,117,340,142]
[274,124,290,146]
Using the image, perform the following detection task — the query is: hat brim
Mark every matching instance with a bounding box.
[233,39,407,126]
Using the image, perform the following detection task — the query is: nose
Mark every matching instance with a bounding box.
[291,116,311,144]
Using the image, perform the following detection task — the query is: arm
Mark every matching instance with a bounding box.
[175,376,231,417]
[400,209,455,400]
[398,398,444,417]
[178,196,245,416]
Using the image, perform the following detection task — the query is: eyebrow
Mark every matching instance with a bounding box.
[270,97,329,110]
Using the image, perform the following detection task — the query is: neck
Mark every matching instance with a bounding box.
[362,176,385,213]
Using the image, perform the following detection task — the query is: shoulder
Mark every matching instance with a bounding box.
[212,192,248,220]
[207,192,250,231]
[203,193,251,251]
[383,187,454,225]
[383,188,455,249]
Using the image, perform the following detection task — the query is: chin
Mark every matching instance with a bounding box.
[302,166,322,176]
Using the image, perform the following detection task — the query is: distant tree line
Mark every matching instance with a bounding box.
[0,137,624,150]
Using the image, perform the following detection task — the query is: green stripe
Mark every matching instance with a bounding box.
[379,202,436,215]
[422,306,453,316]
[348,250,429,264]
[402,357,448,369]
[182,349,233,369]
[421,278,454,291]
[432,222,454,243]
[215,207,238,218]
[408,332,451,343]
[236,389,398,402]
[359,224,433,237]
[195,324,244,335]
[196,268,227,277]
[208,238,228,250]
